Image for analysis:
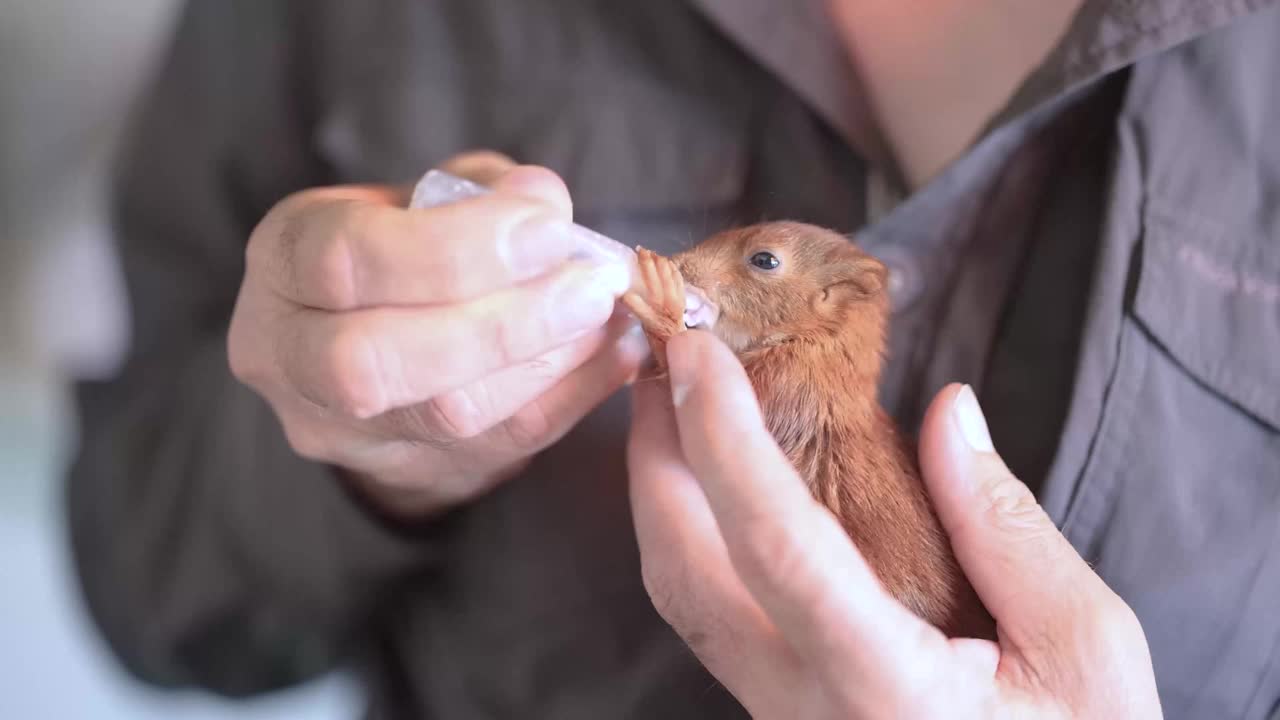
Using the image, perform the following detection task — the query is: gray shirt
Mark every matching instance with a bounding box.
[68,1,1280,718]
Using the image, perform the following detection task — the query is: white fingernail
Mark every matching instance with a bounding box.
[555,262,633,337]
[617,321,649,358]
[953,385,994,453]
[587,261,632,298]
[671,379,690,407]
[665,335,696,407]
[505,215,577,276]
[668,342,693,407]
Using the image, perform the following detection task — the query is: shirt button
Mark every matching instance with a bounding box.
[871,244,921,313]
[887,266,906,296]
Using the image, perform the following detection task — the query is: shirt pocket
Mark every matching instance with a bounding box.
[1063,202,1280,719]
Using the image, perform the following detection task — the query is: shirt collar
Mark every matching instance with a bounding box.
[688,0,895,174]
[691,0,1276,161]
[988,0,1280,131]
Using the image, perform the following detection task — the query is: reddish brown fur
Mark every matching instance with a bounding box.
[625,222,994,639]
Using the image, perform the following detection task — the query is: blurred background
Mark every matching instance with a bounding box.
[0,1,357,716]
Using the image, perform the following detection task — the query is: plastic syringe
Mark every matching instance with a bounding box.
[409,169,639,280]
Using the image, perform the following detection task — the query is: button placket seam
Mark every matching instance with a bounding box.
[1060,320,1147,551]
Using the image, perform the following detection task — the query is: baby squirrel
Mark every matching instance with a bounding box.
[623,221,994,639]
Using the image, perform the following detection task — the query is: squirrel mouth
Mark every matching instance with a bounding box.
[683,285,719,330]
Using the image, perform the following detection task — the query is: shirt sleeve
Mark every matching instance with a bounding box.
[65,0,441,696]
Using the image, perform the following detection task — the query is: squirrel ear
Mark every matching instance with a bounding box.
[816,255,886,314]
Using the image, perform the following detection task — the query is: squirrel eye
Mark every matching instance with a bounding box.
[749,251,780,270]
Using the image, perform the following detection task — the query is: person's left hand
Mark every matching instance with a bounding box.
[626,329,1162,719]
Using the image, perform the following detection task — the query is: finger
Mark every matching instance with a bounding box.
[280,260,630,418]
[918,384,1106,647]
[405,310,646,444]
[438,149,517,186]
[663,331,941,689]
[622,291,669,333]
[254,176,596,310]
[627,374,797,705]
[491,314,648,446]
[489,164,574,217]
[950,637,1001,678]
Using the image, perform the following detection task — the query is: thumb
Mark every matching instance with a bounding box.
[489,164,574,219]
[439,149,518,186]
[918,383,1103,645]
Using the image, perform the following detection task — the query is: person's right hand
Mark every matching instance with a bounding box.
[228,153,647,518]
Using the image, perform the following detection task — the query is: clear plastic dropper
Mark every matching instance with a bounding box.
[409,169,640,280]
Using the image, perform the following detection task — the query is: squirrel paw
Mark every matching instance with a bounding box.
[622,246,686,369]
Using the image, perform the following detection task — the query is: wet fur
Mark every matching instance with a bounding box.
[628,222,994,639]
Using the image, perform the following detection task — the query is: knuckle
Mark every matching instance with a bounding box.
[641,561,687,625]
[253,193,368,308]
[735,516,813,592]
[418,390,486,442]
[481,314,523,369]
[244,219,273,272]
[227,304,278,390]
[641,560,725,662]
[258,195,317,294]
[978,474,1073,570]
[1094,592,1143,641]
[227,326,260,385]
[309,228,359,309]
[280,419,330,461]
[878,650,950,714]
[323,323,386,417]
[379,405,456,449]
[980,472,1048,530]
[426,253,467,299]
[499,401,553,451]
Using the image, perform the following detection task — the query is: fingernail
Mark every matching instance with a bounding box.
[588,261,632,297]
[953,384,994,453]
[616,320,650,360]
[552,261,632,335]
[667,338,694,407]
[565,223,640,272]
[671,380,690,407]
[504,215,578,276]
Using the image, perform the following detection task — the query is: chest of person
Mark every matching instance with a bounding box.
[306,3,1280,717]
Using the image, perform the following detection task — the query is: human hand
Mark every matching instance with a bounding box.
[229,152,648,518]
[626,330,1162,719]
